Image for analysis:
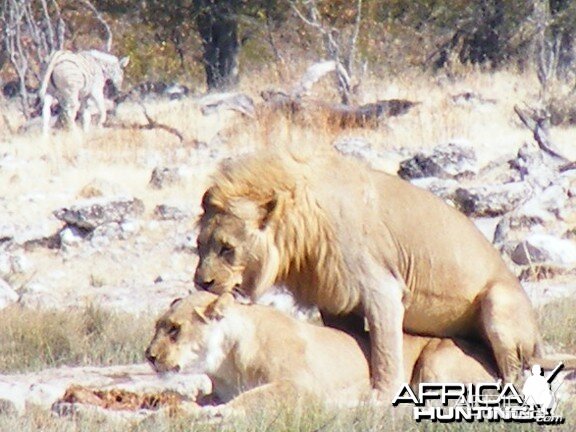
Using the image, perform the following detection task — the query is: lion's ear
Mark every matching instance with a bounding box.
[201,188,223,213]
[205,292,235,320]
[258,197,278,230]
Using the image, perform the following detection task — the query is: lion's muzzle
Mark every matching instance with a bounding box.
[145,346,181,374]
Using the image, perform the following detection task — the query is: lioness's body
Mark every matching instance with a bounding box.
[195,150,539,398]
[146,292,496,409]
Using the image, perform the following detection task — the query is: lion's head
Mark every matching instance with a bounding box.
[193,152,354,314]
[145,292,234,374]
[194,187,282,300]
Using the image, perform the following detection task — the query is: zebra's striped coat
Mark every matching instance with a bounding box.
[39,50,129,132]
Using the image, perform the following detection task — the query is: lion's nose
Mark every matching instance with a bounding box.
[194,274,215,291]
[145,347,156,365]
[197,280,215,291]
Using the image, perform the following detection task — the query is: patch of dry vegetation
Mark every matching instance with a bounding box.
[0,297,574,432]
[0,305,154,373]
[0,399,575,432]
[538,298,576,353]
[1,57,576,431]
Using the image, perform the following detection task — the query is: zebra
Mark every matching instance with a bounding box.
[39,50,129,133]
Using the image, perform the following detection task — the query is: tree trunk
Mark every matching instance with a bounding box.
[461,0,505,65]
[195,0,239,91]
[550,0,575,80]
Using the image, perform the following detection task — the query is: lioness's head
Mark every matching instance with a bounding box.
[145,292,234,374]
[194,188,282,300]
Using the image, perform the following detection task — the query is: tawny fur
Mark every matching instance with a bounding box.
[146,292,497,412]
[195,148,541,397]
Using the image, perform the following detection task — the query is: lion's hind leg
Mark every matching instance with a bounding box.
[411,338,497,385]
[479,281,539,382]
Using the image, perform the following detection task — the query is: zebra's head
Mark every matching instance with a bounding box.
[87,50,130,92]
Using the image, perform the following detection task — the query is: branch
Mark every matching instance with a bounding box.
[292,60,336,97]
[290,0,360,104]
[345,0,362,74]
[136,101,184,142]
[290,1,324,31]
[77,0,112,51]
[514,104,570,162]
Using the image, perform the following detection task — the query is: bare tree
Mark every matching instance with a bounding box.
[0,0,113,117]
[77,0,113,52]
[534,0,558,92]
[290,0,363,105]
[1,0,66,115]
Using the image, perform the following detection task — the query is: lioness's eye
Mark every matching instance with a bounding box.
[167,325,180,341]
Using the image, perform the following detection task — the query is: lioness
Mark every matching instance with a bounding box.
[194,150,540,400]
[146,292,497,411]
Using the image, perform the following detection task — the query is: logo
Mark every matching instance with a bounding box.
[392,363,565,424]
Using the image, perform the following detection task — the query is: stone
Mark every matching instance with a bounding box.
[332,137,408,173]
[410,177,459,203]
[0,279,18,310]
[77,178,126,199]
[154,205,187,221]
[511,234,576,267]
[0,364,212,416]
[0,382,27,416]
[333,137,375,161]
[0,254,12,277]
[493,183,571,249]
[54,197,145,231]
[149,167,182,190]
[199,92,255,117]
[59,226,86,247]
[451,182,531,217]
[398,142,478,180]
[90,223,120,247]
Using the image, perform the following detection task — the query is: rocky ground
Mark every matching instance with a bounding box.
[0,71,575,426]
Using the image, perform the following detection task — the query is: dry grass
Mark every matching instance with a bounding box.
[0,297,574,432]
[1,64,576,430]
[0,305,154,373]
[0,399,574,432]
[538,298,576,353]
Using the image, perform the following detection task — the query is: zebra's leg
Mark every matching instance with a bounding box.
[42,94,54,134]
[94,92,107,127]
[61,91,80,130]
[82,99,94,132]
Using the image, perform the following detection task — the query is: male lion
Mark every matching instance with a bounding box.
[194,149,540,400]
[146,292,497,412]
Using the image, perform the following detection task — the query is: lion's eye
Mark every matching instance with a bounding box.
[167,325,180,341]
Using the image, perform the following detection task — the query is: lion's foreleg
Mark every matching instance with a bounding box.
[361,270,405,401]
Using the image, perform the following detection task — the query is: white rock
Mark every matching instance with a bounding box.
[511,234,576,267]
[0,253,32,277]
[0,382,27,415]
[0,254,11,277]
[0,279,18,310]
[0,364,212,416]
[120,219,140,237]
[28,383,68,409]
[10,254,31,274]
[60,226,84,247]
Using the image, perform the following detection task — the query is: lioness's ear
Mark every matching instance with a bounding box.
[193,307,209,323]
[170,298,183,308]
[205,293,234,320]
